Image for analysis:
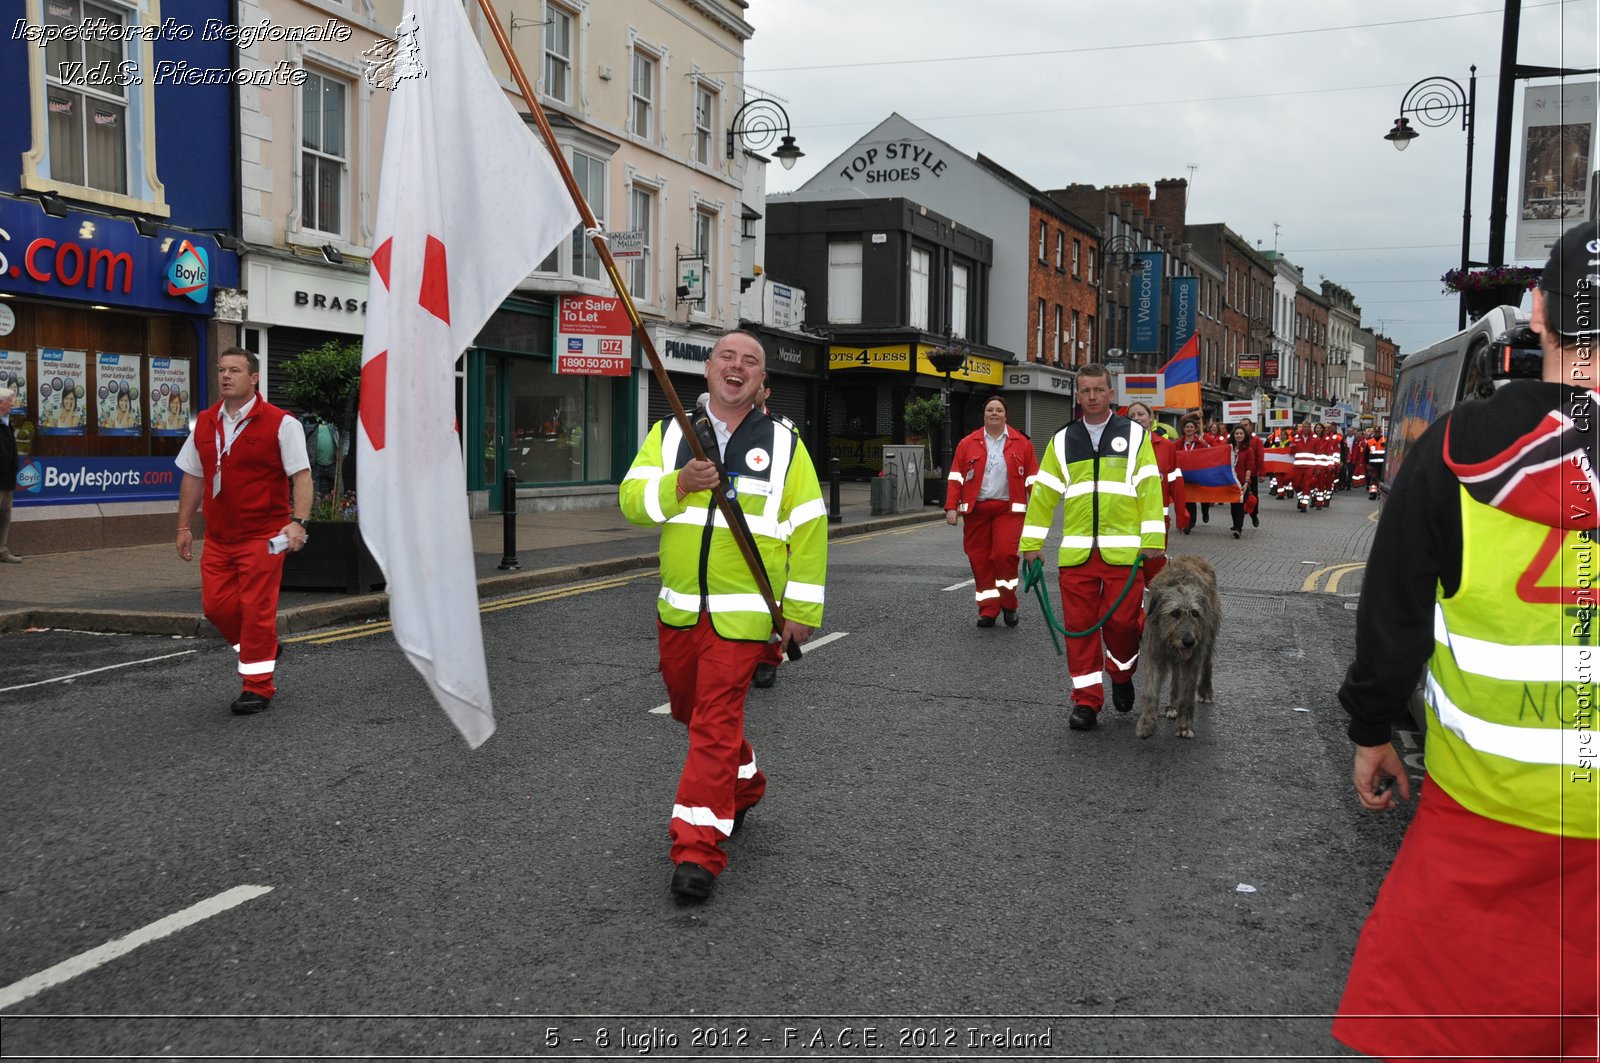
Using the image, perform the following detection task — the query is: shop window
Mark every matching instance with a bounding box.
[827,241,862,325]
[506,357,612,485]
[628,185,655,302]
[630,49,656,140]
[908,248,929,331]
[543,3,574,105]
[23,0,166,215]
[301,70,349,237]
[693,84,716,165]
[950,263,969,340]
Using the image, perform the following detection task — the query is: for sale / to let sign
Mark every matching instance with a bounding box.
[556,295,632,376]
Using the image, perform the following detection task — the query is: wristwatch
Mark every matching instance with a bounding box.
[290,517,308,528]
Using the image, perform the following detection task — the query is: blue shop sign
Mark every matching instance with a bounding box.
[13,456,182,505]
[0,195,236,314]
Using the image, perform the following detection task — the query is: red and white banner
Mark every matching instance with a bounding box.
[357,0,580,748]
[1222,399,1258,424]
[556,295,631,376]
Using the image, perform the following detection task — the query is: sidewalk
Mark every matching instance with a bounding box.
[0,481,941,636]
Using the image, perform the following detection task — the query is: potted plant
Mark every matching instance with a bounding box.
[903,393,947,505]
[1441,265,1542,320]
[277,340,383,594]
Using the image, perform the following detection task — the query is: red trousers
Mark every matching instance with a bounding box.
[964,499,1024,617]
[1334,778,1599,1060]
[1058,551,1146,712]
[200,536,285,698]
[658,615,768,876]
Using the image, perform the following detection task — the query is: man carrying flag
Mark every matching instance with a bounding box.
[621,330,828,902]
[357,0,579,748]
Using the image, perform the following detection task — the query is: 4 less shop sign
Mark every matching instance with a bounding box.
[829,344,1005,386]
[555,295,630,376]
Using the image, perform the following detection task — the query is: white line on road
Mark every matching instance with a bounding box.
[0,650,198,695]
[942,578,975,592]
[0,884,273,1011]
[648,632,851,714]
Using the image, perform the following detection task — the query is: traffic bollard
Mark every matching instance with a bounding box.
[829,457,842,523]
[498,469,520,571]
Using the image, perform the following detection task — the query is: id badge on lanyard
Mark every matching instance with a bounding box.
[215,416,252,497]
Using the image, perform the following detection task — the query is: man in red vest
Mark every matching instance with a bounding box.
[175,348,313,715]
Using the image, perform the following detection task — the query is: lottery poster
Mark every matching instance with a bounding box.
[148,357,192,436]
[0,350,27,415]
[37,347,87,436]
[96,353,142,436]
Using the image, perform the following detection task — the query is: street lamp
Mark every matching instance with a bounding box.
[1384,69,1476,329]
[1101,234,1148,369]
[927,343,967,474]
[727,97,805,170]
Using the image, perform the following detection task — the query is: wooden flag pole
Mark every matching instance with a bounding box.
[472,0,794,651]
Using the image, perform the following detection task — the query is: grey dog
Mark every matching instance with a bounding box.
[1134,555,1222,739]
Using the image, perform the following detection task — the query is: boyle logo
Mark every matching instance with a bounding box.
[166,240,209,303]
[16,460,43,494]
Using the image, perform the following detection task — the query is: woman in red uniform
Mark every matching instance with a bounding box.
[1126,402,1188,576]
[945,397,1037,627]
[1227,423,1260,538]
[1177,413,1209,528]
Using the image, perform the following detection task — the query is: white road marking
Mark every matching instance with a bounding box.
[942,578,976,592]
[0,650,198,695]
[648,632,852,714]
[0,884,273,1011]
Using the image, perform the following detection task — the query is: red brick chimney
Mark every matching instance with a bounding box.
[1151,178,1189,240]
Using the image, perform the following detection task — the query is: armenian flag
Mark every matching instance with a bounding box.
[1160,333,1201,410]
[1175,443,1241,504]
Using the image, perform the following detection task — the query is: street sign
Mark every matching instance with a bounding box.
[610,230,645,260]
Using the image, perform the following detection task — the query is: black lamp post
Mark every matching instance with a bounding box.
[727,98,805,169]
[1384,70,1476,330]
[927,344,966,473]
[1101,233,1150,371]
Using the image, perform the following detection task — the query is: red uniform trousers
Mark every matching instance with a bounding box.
[199,536,285,698]
[963,498,1024,618]
[658,615,769,876]
[1059,550,1146,712]
[1333,778,1599,1061]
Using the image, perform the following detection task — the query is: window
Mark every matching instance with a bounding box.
[694,208,716,309]
[693,84,715,165]
[543,4,573,104]
[628,185,654,301]
[1053,305,1063,364]
[950,263,969,340]
[1087,314,1095,356]
[1037,221,1046,262]
[630,50,655,139]
[1055,232,1064,271]
[43,0,131,194]
[301,70,349,236]
[1071,309,1081,367]
[828,241,862,324]
[908,248,930,331]
[1072,239,1082,278]
[568,150,606,280]
[1035,298,1045,362]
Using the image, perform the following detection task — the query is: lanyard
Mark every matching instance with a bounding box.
[212,407,254,497]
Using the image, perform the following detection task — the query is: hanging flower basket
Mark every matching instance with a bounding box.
[1442,266,1541,322]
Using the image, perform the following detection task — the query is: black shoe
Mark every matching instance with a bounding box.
[1250,513,1259,528]
[752,663,777,689]
[1181,526,1192,534]
[1112,680,1135,713]
[1068,704,1098,731]
[671,861,714,901]
[976,615,997,628]
[732,805,751,835]
[1002,608,1019,627]
[230,692,271,715]
[1232,529,1241,538]
[1201,507,1210,523]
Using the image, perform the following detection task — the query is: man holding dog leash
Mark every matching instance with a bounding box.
[1332,220,1600,1059]
[1020,363,1166,732]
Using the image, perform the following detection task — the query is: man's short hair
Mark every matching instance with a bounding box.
[714,329,767,366]
[0,387,14,403]
[1076,363,1111,383]
[219,346,259,374]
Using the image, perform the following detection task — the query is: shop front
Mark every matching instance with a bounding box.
[825,338,1009,478]
[0,195,237,550]
[242,255,369,396]
[468,296,635,513]
[1001,362,1076,459]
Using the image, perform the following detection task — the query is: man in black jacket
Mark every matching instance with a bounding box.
[0,386,19,562]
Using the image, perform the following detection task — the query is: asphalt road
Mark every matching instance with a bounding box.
[0,492,1416,1060]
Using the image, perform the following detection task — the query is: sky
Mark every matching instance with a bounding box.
[739,0,1600,356]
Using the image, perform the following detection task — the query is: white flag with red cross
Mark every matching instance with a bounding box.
[358,0,579,748]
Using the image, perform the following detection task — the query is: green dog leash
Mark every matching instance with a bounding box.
[1020,554,1146,656]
